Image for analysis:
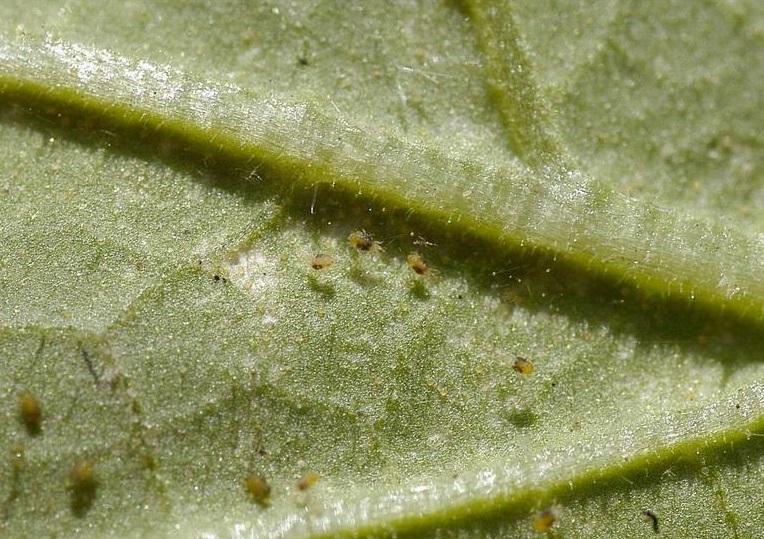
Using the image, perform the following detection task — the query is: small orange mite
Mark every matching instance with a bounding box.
[532,507,557,532]
[348,230,381,252]
[69,459,96,490]
[406,252,429,275]
[68,459,98,516]
[311,254,334,270]
[18,391,42,434]
[297,471,320,491]
[244,474,271,503]
[513,357,535,375]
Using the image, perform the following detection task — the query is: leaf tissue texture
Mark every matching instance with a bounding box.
[0,1,762,538]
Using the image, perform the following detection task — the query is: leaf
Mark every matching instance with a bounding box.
[0,1,762,537]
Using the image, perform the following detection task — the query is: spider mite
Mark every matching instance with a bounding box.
[532,507,557,532]
[69,459,97,491]
[68,458,98,516]
[297,471,320,491]
[348,230,382,252]
[310,253,334,270]
[244,474,271,504]
[18,391,42,435]
[513,357,535,375]
[406,252,430,275]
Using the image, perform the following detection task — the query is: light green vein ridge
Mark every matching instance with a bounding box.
[457,0,567,166]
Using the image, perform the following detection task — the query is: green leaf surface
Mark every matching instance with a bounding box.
[0,1,762,537]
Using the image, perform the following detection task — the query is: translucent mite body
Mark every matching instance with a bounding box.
[69,459,96,489]
[68,459,98,515]
[244,474,271,503]
[348,231,382,252]
[513,357,535,375]
[406,252,429,275]
[311,254,334,270]
[532,507,557,532]
[297,471,320,491]
[18,391,42,435]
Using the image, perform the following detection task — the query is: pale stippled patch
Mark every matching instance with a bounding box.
[225,247,279,299]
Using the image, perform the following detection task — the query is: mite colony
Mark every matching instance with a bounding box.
[9,229,555,519]
[241,471,321,505]
[311,231,435,278]
[11,385,328,516]
[14,388,102,516]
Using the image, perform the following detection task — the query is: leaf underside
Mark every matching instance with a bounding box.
[0,1,762,538]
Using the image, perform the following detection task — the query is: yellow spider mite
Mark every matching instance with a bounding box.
[244,474,271,503]
[69,459,96,490]
[68,459,98,515]
[310,253,334,270]
[513,357,535,375]
[406,252,430,275]
[348,230,382,252]
[297,471,320,491]
[532,507,557,532]
[18,391,42,435]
